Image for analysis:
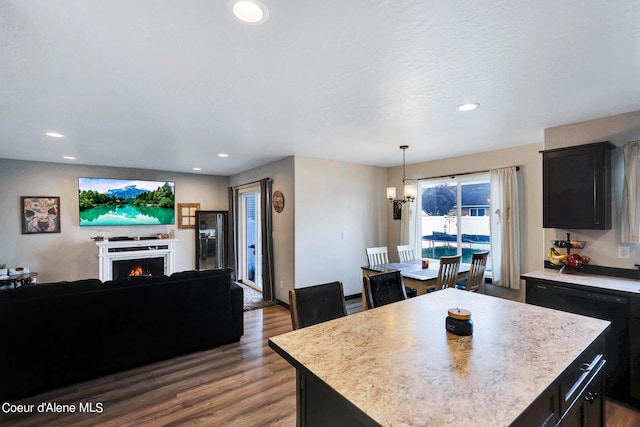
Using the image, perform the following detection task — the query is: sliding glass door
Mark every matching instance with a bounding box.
[239,187,262,290]
[419,174,492,272]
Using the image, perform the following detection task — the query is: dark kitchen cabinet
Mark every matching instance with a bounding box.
[630,298,640,408]
[525,278,640,410]
[541,141,615,229]
[559,361,605,427]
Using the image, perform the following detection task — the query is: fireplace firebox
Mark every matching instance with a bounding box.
[112,257,165,280]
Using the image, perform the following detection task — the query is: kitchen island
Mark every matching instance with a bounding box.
[269,288,610,426]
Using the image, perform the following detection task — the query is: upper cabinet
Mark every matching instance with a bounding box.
[542,141,615,229]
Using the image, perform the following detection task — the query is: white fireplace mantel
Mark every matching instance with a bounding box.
[96,239,177,281]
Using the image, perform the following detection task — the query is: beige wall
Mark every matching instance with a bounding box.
[230,156,387,300]
[9,108,637,302]
[294,157,388,296]
[2,155,383,302]
[544,110,640,269]
[229,157,295,303]
[386,143,544,295]
[0,159,228,283]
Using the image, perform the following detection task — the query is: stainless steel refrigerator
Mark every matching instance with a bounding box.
[195,210,228,270]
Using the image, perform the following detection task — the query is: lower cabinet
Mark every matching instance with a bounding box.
[513,337,606,427]
[630,298,640,408]
[525,278,639,410]
[560,384,603,427]
[558,353,606,426]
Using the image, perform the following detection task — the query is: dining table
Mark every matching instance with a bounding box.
[362,258,470,297]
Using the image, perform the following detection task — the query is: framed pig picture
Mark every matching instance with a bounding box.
[21,196,61,234]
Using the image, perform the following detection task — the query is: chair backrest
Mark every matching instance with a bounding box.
[363,271,407,309]
[435,255,462,290]
[396,245,415,262]
[366,246,389,266]
[463,251,489,292]
[288,281,347,330]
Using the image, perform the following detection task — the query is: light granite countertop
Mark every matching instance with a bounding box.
[522,268,640,295]
[269,288,610,427]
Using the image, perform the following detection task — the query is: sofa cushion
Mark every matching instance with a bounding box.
[102,275,168,289]
[169,268,234,282]
[8,279,102,300]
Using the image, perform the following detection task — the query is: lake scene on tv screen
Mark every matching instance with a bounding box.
[79,178,175,226]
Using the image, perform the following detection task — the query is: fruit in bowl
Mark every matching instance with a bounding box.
[548,247,566,265]
[565,253,590,267]
[548,248,590,267]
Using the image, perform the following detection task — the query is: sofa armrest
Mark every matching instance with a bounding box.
[230,282,244,340]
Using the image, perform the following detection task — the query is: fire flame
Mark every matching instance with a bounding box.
[129,266,145,276]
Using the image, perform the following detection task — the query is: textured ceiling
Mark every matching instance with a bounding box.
[1,0,639,175]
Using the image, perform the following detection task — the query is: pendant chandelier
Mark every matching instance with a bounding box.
[386,145,416,203]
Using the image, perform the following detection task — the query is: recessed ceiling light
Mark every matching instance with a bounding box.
[228,0,269,24]
[218,153,229,158]
[456,103,480,112]
[46,132,65,138]
[193,167,202,171]
[63,156,76,160]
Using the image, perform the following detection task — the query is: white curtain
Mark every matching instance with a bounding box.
[489,167,520,289]
[622,141,640,242]
[400,180,419,258]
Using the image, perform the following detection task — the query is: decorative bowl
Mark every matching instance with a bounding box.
[551,240,586,249]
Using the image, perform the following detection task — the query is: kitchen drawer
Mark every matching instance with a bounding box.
[560,350,605,416]
[559,356,606,426]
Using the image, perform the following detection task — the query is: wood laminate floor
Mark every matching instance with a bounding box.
[2,300,639,426]
[1,305,296,427]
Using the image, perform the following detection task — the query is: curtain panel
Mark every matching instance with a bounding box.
[260,178,275,302]
[489,167,521,289]
[229,179,275,302]
[227,187,238,274]
[622,141,640,242]
[400,179,420,258]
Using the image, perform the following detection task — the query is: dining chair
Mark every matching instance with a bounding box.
[456,251,489,292]
[288,281,348,330]
[396,245,415,262]
[365,246,389,266]
[435,255,462,290]
[363,271,407,309]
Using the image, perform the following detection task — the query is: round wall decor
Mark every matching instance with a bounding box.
[272,190,285,213]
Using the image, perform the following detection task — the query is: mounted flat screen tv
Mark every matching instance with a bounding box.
[79,177,175,226]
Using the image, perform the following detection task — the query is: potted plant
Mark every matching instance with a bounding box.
[0,264,7,277]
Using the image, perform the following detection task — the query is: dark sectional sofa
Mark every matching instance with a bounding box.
[0,268,243,400]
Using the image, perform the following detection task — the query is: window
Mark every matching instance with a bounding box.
[469,207,487,217]
[419,174,491,273]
